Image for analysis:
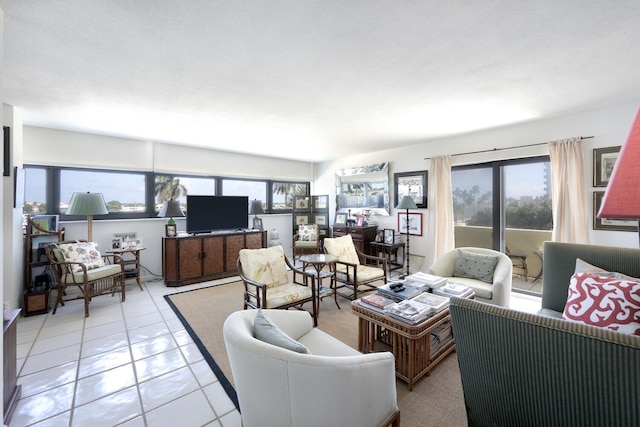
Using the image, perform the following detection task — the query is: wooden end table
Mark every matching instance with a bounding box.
[106,246,146,291]
[351,292,473,391]
[369,241,405,271]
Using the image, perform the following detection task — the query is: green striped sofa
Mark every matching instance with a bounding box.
[450,296,640,427]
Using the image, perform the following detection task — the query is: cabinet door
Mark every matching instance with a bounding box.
[225,235,245,272]
[177,238,203,279]
[245,232,264,249]
[202,236,224,275]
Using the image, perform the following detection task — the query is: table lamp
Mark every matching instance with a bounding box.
[396,194,418,278]
[158,200,184,225]
[66,191,108,242]
[597,107,640,245]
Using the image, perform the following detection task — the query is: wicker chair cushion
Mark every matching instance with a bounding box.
[294,240,318,248]
[298,224,318,242]
[239,245,289,288]
[55,241,105,273]
[324,234,359,265]
[335,264,385,283]
[265,283,313,308]
[60,264,122,284]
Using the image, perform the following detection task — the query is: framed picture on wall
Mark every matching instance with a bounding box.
[593,191,638,231]
[394,170,428,208]
[398,212,423,236]
[593,146,620,187]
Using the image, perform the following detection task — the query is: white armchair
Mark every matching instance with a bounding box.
[427,247,512,307]
[223,309,400,427]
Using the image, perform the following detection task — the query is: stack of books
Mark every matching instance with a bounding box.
[433,282,473,298]
[358,294,396,313]
[386,299,433,324]
[377,282,423,302]
[411,292,450,313]
[405,272,447,289]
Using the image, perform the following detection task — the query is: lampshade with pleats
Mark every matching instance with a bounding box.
[598,108,640,219]
[66,192,108,241]
[158,200,185,225]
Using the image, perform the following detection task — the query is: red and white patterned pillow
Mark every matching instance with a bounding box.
[562,273,640,336]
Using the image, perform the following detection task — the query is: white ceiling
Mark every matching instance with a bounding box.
[4,1,640,162]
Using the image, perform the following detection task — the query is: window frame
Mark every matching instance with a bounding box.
[23,164,310,220]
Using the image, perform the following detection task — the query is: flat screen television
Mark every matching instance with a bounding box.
[186,195,249,234]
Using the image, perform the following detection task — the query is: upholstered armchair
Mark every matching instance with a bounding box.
[237,245,318,325]
[427,247,512,307]
[223,309,400,427]
[323,234,387,300]
[293,224,322,259]
[45,240,125,317]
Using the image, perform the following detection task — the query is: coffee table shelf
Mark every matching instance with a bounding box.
[351,296,470,391]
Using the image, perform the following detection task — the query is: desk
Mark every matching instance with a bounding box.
[299,253,339,316]
[370,241,404,271]
[107,247,146,291]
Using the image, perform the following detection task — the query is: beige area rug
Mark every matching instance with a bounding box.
[165,281,469,427]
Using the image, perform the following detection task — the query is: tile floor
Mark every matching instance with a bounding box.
[10,273,541,427]
[11,277,242,427]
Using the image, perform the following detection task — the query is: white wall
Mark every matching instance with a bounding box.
[315,100,640,268]
[18,127,314,291]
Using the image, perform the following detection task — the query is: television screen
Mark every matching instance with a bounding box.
[186,195,249,234]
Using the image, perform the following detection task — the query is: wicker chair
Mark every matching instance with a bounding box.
[292,224,322,260]
[237,245,318,325]
[323,234,387,300]
[45,240,125,317]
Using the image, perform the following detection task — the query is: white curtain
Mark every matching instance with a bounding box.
[424,155,455,269]
[548,137,589,243]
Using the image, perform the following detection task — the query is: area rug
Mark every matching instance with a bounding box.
[165,281,468,427]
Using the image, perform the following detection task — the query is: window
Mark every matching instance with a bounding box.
[271,182,309,211]
[23,166,48,215]
[60,169,147,215]
[23,164,309,219]
[452,157,552,295]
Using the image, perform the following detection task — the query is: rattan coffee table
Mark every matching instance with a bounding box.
[351,294,473,391]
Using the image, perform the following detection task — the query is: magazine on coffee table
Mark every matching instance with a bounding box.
[411,292,450,313]
[386,299,433,324]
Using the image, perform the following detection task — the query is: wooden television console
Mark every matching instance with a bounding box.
[162,229,267,287]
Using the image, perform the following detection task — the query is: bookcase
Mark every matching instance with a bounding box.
[24,216,64,316]
[292,195,330,238]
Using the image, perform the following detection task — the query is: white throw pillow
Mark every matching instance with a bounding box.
[253,310,310,354]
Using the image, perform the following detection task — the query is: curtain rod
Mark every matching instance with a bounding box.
[423,136,594,160]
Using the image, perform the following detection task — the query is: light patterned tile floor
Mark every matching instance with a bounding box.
[10,271,540,427]
[11,277,241,427]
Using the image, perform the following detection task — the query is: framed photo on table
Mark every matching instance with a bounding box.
[252,217,263,230]
[394,170,428,208]
[593,146,620,187]
[383,228,395,244]
[398,212,423,236]
[165,224,177,237]
[334,212,347,225]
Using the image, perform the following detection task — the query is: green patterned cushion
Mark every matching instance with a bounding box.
[54,241,105,273]
[453,249,499,283]
[298,224,318,241]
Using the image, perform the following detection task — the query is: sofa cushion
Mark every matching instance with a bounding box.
[324,234,360,265]
[453,249,498,284]
[55,241,105,273]
[253,309,310,354]
[239,246,289,288]
[298,224,318,241]
[562,273,640,335]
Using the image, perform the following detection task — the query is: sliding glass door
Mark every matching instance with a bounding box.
[452,157,552,295]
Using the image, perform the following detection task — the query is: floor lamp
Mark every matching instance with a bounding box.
[597,106,640,245]
[66,192,108,242]
[396,195,418,278]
